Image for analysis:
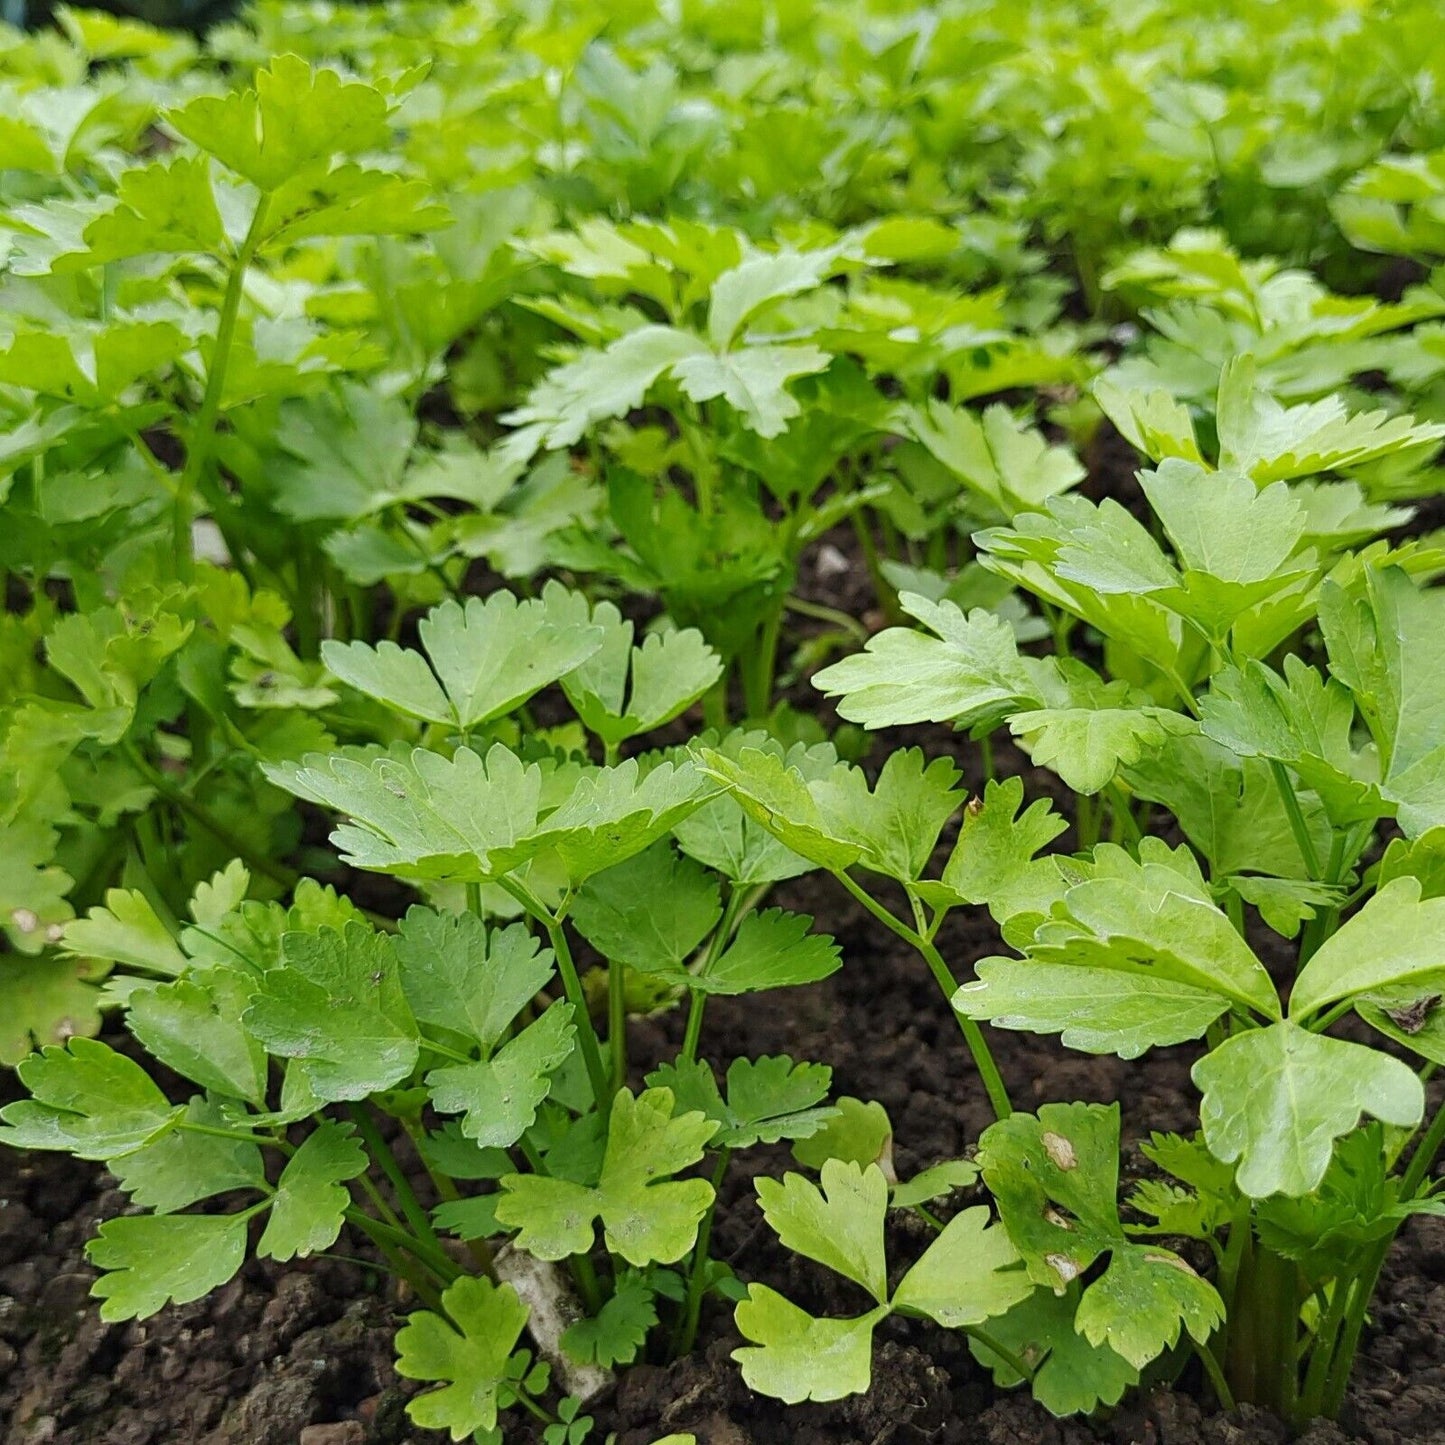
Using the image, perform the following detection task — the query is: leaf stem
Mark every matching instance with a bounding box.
[831,869,1011,1119]
[175,193,272,583]
[1270,761,1322,880]
[346,1103,448,1262]
[672,1147,730,1358]
[499,878,611,1110]
[609,959,628,1095]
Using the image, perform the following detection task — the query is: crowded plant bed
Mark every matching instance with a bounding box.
[3,2,1445,1442]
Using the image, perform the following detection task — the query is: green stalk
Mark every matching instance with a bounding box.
[742,602,785,722]
[344,1208,447,1311]
[499,879,610,1109]
[680,886,754,1066]
[609,958,628,1095]
[672,1148,730,1358]
[346,1103,449,1264]
[1270,761,1323,880]
[175,194,272,583]
[832,869,1011,1119]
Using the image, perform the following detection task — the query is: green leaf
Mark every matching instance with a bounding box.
[425,1003,576,1147]
[394,1276,530,1441]
[968,1286,1139,1416]
[559,596,722,747]
[646,1056,836,1149]
[1193,1022,1424,1197]
[0,954,105,1067]
[1200,657,1386,827]
[892,1205,1032,1327]
[570,843,721,974]
[1140,462,1309,638]
[1215,356,1445,483]
[957,842,1278,1058]
[268,744,545,885]
[0,1038,180,1160]
[63,887,186,975]
[321,591,604,732]
[87,1214,249,1322]
[755,1159,889,1300]
[813,592,1047,730]
[1292,877,1445,1020]
[259,1120,367,1262]
[128,969,266,1104]
[938,777,1068,924]
[891,1158,982,1209]
[979,1103,1221,1368]
[673,732,829,886]
[560,1269,658,1368]
[1092,378,1203,467]
[694,909,841,995]
[791,1097,894,1173]
[1008,706,1188,796]
[1319,565,1445,836]
[512,759,718,885]
[495,1088,717,1266]
[395,909,555,1048]
[672,342,833,437]
[110,1097,265,1213]
[244,923,419,1102]
[733,1287,886,1404]
[503,326,707,452]
[167,54,393,192]
[81,156,224,263]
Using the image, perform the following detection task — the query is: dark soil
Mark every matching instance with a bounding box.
[4,546,1445,1444]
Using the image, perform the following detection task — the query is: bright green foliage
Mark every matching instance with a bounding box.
[270,744,717,887]
[88,1214,251,1322]
[394,1276,531,1441]
[646,1057,837,1149]
[245,923,420,1101]
[495,1088,718,1266]
[321,591,605,733]
[734,1159,1030,1403]
[957,841,1279,1057]
[1193,1025,1423,1198]
[258,1120,367,1261]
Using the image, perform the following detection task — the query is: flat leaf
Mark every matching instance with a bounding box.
[63,888,185,974]
[0,1038,179,1160]
[244,923,419,1102]
[755,1159,889,1300]
[110,1097,265,1213]
[495,1088,717,1266]
[259,1120,367,1261]
[560,1270,658,1368]
[892,1205,1032,1327]
[939,777,1068,923]
[814,593,1047,730]
[570,843,721,974]
[395,909,555,1049]
[1193,1022,1424,1197]
[646,1056,836,1149]
[321,591,604,732]
[395,1276,529,1441]
[733,1287,885,1404]
[968,1286,1139,1416]
[695,909,840,995]
[87,1214,248,1322]
[425,1003,576,1147]
[128,968,266,1104]
[979,1103,1221,1368]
